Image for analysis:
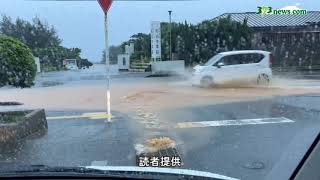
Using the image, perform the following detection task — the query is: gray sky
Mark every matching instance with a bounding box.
[0,0,317,62]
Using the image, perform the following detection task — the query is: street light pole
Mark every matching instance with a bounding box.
[104,12,111,123]
[98,0,112,123]
[168,10,172,61]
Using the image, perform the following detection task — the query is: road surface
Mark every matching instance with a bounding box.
[1,64,320,180]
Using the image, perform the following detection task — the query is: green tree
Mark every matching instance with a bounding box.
[0,16,61,51]
[121,17,253,66]
[0,36,36,88]
[129,33,151,62]
[0,15,89,72]
[78,58,93,69]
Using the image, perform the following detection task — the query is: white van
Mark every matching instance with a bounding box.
[191,50,272,87]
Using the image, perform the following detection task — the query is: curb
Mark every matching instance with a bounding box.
[0,109,48,145]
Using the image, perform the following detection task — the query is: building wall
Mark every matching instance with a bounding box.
[117,54,130,70]
[252,24,320,70]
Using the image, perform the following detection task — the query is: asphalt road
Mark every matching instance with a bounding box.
[1,94,320,180]
[164,95,320,180]
[0,111,139,167]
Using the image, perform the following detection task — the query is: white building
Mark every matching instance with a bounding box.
[117,54,130,70]
[117,43,134,70]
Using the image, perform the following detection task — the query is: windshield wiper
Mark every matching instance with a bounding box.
[0,165,239,180]
[0,165,131,179]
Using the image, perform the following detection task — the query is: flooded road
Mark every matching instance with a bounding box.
[1,65,320,180]
[1,67,319,112]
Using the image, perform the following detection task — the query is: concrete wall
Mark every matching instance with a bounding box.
[0,109,47,144]
[152,60,185,74]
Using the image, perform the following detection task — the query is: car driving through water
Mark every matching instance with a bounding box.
[192,50,273,87]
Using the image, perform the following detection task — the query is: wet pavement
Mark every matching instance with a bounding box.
[164,95,320,180]
[0,111,140,167]
[1,66,320,180]
[0,94,319,180]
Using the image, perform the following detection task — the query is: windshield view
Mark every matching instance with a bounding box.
[1,0,320,180]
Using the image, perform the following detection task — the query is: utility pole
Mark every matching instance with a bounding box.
[168,10,172,61]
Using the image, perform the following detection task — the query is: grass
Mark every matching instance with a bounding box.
[0,111,30,124]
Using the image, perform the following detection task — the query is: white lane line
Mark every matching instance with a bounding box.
[176,117,294,129]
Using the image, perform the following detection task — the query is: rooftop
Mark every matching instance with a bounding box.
[213,11,320,27]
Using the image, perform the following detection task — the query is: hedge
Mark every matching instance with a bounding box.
[0,36,36,88]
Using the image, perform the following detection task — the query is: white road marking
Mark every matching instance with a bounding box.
[47,112,113,120]
[176,117,294,129]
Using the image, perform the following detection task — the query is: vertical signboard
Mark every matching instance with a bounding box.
[151,21,161,61]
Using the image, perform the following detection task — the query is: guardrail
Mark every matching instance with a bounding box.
[272,66,320,79]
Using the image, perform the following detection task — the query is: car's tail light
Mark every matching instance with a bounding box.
[269,53,272,67]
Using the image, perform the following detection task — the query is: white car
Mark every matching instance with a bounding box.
[191,50,272,87]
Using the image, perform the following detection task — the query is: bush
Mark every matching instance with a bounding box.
[78,58,93,69]
[0,36,36,88]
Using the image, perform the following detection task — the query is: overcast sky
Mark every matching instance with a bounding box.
[0,0,317,62]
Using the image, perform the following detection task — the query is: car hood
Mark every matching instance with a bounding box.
[193,65,205,70]
[193,65,216,74]
[85,166,239,180]
[193,65,206,73]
